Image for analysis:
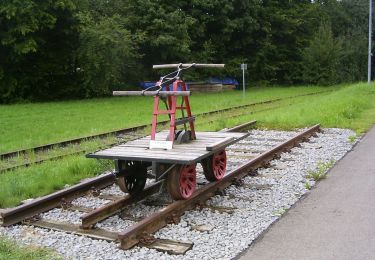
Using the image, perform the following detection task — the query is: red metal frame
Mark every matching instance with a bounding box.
[150,80,196,143]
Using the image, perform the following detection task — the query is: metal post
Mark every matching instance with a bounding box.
[242,67,245,96]
[241,63,247,96]
[369,0,373,84]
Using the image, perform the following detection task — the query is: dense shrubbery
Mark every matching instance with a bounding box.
[0,0,370,103]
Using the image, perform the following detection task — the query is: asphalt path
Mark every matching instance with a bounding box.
[239,126,375,260]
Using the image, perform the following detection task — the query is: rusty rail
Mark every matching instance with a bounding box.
[81,181,163,229]
[118,124,320,249]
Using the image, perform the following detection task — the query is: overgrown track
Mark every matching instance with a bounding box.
[0,90,329,160]
[0,91,330,173]
[0,123,320,255]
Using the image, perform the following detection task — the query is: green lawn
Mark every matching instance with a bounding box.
[0,86,331,153]
[0,156,111,208]
[0,236,60,259]
[255,82,375,133]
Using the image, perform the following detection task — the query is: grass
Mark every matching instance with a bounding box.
[0,156,111,208]
[304,182,312,190]
[0,236,60,259]
[0,85,332,153]
[0,135,119,171]
[208,82,375,134]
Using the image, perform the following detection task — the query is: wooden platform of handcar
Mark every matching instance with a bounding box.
[87,131,249,164]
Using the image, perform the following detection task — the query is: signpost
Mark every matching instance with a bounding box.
[369,0,373,84]
[241,63,247,96]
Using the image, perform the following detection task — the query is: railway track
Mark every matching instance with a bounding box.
[0,124,321,256]
[0,90,330,173]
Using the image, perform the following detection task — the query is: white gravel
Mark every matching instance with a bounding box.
[0,128,356,260]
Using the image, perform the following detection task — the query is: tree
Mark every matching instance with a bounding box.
[301,23,342,85]
[76,13,140,96]
[0,0,79,102]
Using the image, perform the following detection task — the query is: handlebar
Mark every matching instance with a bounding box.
[153,63,225,69]
[113,91,190,97]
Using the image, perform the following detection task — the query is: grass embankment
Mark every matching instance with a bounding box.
[205,82,375,133]
[0,157,111,208]
[0,236,60,259]
[0,86,330,153]
[1,83,375,209]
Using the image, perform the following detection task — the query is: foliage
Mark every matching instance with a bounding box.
[0,0,79,103]
[76,13,139,96]
[0,0,372,103]
[301,23,342,85]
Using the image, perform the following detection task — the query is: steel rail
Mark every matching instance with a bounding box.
[0,90,330,160]
[80,181,163,229]
[117,124,320,249]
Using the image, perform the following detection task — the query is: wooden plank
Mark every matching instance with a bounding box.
[109,145,213,153]
[96,149,206,157]
[67,205,94,213]
[206,137,235,151]
[98,194,125,201]
[29,219,118,242]
[101,145,212,153]
[142,239,193,255]
[88,152,200,164]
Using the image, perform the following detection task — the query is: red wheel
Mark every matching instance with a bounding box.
[167,164,197,200]
[202,150,227,181]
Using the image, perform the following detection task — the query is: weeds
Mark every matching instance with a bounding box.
[272,208,287,216]
[307,159,336,181]
[348,135,357,144]
[304,182,312,190]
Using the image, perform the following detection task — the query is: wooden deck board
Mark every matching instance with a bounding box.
[87,131,249,164]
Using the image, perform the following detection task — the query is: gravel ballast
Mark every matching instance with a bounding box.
[0,128,356,260]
